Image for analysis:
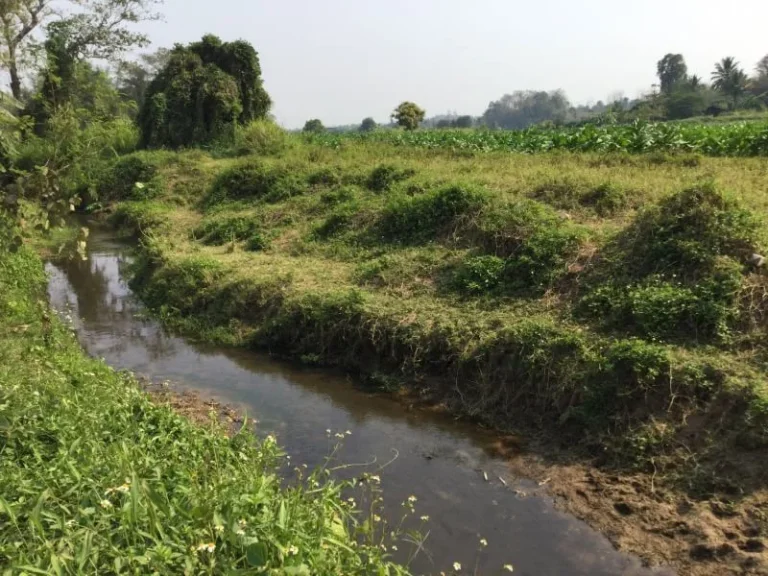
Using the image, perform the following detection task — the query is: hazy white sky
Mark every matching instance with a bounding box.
[137,0,768,128]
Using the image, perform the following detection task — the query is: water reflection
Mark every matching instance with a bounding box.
[45,231,674,576]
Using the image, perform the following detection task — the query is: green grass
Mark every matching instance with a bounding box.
[98,139,768,498]
[0,247,414,575]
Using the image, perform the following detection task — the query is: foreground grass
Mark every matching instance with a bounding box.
[0,247,411,575]
[99,140,768,500]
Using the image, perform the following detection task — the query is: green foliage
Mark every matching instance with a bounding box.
[377,184,488,242]
[246,232,268,251]
[359,117,377,132]
[304,121,768,156]
[302,119,325,133]
[391,102,425,131]
[234,120,291,156]
[453,255,506,294]
[139,35,271,148]
[580,184,760,340]
[0,248,411,575]
[627,184,760,277]
[193,216,260,245]
[531,180,629,215]
[482,90,570,129]
[366,164,416,192]
[97,152,165,203]
[480,199,585,292]
[313,202,361,239]
[206,161,307,205]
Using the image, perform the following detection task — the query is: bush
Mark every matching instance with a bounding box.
[366,164,416,192]
[378,184,488,243]
[308,167,342,188]
[453,255,506,295]
[234,120,291,156]
[627,184,760,277]
[206,161,307,205]
[246,232,269,251]
[313,202,360,239]
[581,183,629,216]
[193,216,260,245]
[98,153,165,202]
[579,184,759,340]
[481,199,585,292]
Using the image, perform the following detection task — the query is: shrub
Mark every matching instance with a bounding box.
[246,231,269,251]
[193,216,260,245]
[320,185,357,206]
[481,199,585,292]
[366,164,416,192]
[206,161,307,205]
[453,255,506,295]
[313,202,360,239]
[627,184,761,278]
[581,183,629,216]
[378,184,488,243]
[234,120,291,156]
[308,167,342,188]
[98,153,165,202]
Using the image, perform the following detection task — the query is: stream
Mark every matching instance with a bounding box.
[45,229,673,576]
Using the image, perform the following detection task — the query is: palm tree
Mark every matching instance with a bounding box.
[711,57,748,109]
[689,74,702,89]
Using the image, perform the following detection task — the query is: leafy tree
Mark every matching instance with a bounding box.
[656,54,688,94]
[303,118,324,133]
[115,48,170,114]
[138,35,271,148]
[455,115,473,128]
[482,90,569,129]
[0,0,161,100]
[359,117,376,132]
[391,101,425,130]
[711,57,748,109]
[752,54,768,105]
[435,119,452,129]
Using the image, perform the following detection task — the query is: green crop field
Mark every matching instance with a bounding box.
[304,121,768,156]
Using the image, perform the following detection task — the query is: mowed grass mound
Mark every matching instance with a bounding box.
[104,141,768,497]
[0,247,411,575]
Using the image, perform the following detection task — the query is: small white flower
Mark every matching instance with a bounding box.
[265,434,276,444]
[373,514,381,522]
[236,529,245,536]
[334,433,345,439]
[391,545,398,551]
[238,519,247,528]
[116,484,130,494]
[65,519,75,528]
[369,475,381,484]
[326,429,331,435]
[214,524,224,533]
[503,565,514,573]
[134,182,145,190]
[407,495,417,504]
[287,544,299,556]
[99,499,113,509]
[480,538,488,547]
[453,562,462,572]
[420,515,430,522]
[345,430,352,435]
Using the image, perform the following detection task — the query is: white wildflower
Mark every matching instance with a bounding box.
[503,565,514,573]
[287,544,299,556]
[480,538,488,547]
[99,499,113,509]
[453,562,462,572]
[420,515,430,522]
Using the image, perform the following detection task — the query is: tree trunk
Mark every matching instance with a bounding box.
[7,46,21,101]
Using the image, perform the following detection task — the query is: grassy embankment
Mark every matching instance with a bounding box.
[98,130,768,500]
[0,246,413,574]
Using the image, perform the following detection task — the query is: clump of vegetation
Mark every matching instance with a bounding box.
[205,160,307,205]
[377,184,488,243]
[139,35,271,148]
[530,180,629,216]
[580,184,763,340]
[97,152,167,203]
[366,164,416,192]
[193,216,260,245]
[452,255,506,295]
[479,199,586,292]
[391,102,425,131]
[234,120,292,156]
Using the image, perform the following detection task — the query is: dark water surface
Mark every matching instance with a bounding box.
[45,230,673,576]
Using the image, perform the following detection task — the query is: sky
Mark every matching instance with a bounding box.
[134,0,768,128]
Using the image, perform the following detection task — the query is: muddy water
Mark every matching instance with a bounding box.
[45,230,673,576]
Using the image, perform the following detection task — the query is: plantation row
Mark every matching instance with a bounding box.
[305,121,768,156]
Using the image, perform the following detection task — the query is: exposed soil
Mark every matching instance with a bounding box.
[507,455,768,576]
